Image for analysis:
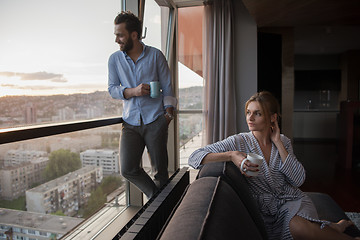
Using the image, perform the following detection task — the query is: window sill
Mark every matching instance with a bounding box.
[62,193,141,240]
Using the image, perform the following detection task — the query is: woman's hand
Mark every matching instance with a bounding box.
[270,119,289,163]
[270,119,281,144]
[230,151,258,177]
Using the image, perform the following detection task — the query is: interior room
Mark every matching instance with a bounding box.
[245,0,360,212]
[0,0,359,239]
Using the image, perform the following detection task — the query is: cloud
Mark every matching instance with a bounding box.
[1,82,106,92]
[0,83,57,90]
[0,83,16,87]
[0,71,67,83]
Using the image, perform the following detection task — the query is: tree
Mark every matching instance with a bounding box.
[100,176,123,195]
[44,149,81,181]
[52,210,66,216]
[83,187,106,218]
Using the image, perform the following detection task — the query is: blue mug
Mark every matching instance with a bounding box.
[150,81,161,98]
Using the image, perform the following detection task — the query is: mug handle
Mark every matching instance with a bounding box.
[240,158,248,172]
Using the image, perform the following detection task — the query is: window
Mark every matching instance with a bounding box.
[0,0,121,129]
[142,0,162,51]
[0,1,125,238]
[177,6,204,167]
[0,0,202,238]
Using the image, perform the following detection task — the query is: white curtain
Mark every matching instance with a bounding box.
[203,0,238,144]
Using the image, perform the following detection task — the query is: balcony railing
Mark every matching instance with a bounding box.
[0,117,123,145]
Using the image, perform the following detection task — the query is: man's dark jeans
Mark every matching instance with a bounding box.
[120,115,169,198]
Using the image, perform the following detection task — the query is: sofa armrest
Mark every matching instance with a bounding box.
[197,162,268,239]
[159,177,263,240]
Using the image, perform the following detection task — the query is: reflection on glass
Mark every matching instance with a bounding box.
[178,7,203,78]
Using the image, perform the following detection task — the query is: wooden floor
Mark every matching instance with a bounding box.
[294,140,360,212]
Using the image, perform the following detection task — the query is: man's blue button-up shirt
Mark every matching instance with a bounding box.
[108,43,177,126]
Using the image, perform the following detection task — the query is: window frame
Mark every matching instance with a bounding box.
[0,0,204,238]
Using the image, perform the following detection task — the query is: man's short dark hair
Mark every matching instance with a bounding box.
[114,11,142,40]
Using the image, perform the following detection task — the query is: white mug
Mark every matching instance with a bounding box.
[240,153,263,177]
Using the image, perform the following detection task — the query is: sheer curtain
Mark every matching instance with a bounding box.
[203,0,238,144]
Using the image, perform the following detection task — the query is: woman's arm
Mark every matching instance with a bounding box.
[188,135,237,169]
[188,135,250,171]
[271,119,305,186]
[201,151,247,167]
[278,136,306,187]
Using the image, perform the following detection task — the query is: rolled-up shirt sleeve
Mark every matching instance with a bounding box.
[156,51,177,108]
[108,53,127,100]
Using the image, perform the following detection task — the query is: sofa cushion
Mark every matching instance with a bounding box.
[159,177,263,240]
[197,162,268,239]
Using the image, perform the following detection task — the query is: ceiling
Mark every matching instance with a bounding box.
[157,0,360,54]
[163,0,360,26]
[241,0,360,27]
[240,0,360,54]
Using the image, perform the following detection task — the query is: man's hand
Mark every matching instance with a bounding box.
[124,83,150,99]
[164,107,174,125]
[134,83,150,96]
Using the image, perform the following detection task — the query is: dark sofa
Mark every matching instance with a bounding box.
[158,162,360,240]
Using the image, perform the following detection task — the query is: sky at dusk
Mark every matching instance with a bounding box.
[0,0,202,98]
[0,0,122,97]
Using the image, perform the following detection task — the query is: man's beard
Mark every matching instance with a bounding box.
[121,38,134,52]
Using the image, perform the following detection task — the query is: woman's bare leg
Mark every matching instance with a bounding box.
[329,219,354,233]
[290,216,356,240]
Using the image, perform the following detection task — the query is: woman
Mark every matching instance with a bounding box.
[188,91,357,240]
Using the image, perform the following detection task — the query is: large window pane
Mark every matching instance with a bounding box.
[0,124,125,238]
[0,1,126,238]
[142,0,162,51]
[0,0,121,129]
[178,6,204,167]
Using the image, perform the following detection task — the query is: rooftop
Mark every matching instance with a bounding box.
[81,149,118,155]
[0,208,83,234]
[27,165,102,193]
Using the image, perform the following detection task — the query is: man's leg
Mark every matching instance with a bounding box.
[120,123,158,199]
[144,115,169,189]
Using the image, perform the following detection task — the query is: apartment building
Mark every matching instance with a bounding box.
[80,149,119,176]
[4,150,47,166]
[0,208,83,240]
[26,166,103,216]
[0,158,48,200]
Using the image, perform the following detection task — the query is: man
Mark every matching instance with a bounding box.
[108,11,177,199]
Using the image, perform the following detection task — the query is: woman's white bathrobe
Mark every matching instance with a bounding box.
[188,132,329,240]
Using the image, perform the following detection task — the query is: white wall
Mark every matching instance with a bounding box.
[26,191,45,213]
